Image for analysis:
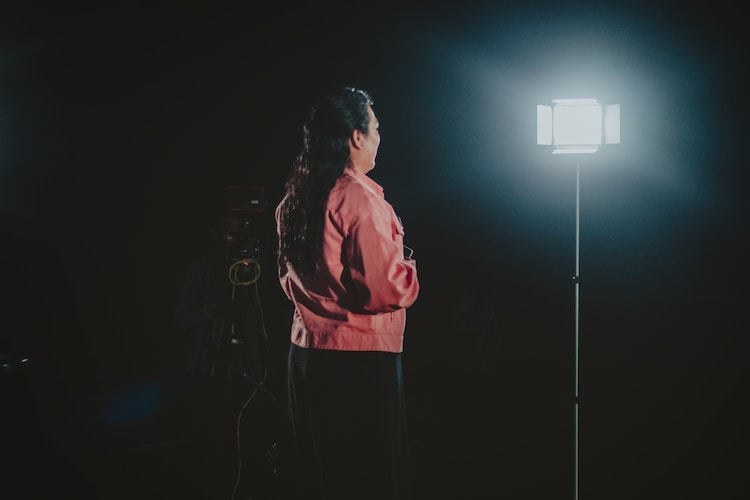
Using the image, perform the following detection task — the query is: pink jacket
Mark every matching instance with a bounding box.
[276,167,419,353]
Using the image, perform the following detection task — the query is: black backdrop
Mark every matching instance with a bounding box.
[1,2,748,499]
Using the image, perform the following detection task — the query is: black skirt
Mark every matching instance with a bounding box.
[286,343,413,500]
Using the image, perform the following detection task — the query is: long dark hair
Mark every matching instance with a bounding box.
[278,86,374,276]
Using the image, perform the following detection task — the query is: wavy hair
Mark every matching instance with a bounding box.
[278,86,374,276]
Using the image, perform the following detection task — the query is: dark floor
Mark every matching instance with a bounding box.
[3,296,748,499]
[5,347,748,500]
[3,350,565,500]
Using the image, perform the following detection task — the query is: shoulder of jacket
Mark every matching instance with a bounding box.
[332,175,379,204]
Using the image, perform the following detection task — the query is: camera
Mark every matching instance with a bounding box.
[223,216,260,262]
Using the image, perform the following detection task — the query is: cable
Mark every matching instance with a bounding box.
[228,258,261,288]
[226,257,271,500]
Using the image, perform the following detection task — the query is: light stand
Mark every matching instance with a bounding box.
[557,156,585,500]
[537,98,620,500]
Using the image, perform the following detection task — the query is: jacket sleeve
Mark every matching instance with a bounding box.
[279,268,294,301]
[344,204,419,313]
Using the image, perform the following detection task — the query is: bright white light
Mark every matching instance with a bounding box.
[554,101,602,147]
[537,98,620,154]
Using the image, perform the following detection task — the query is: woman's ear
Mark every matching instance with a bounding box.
[350,129,364,149]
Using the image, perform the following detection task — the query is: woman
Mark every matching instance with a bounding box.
[275,86,420,500]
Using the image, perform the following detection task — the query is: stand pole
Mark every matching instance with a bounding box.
[573,160,581,500]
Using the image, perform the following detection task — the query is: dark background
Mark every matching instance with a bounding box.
[2,2,748,499]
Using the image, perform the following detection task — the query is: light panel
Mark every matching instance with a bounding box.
[537,98,620,154]
[553,102,602,147]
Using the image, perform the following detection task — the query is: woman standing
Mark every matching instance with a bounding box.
[275,86,420,500]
